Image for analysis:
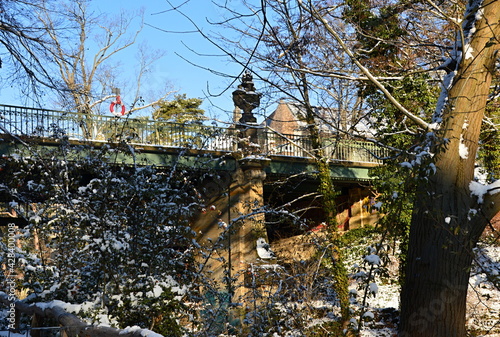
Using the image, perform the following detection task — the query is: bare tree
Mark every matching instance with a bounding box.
[166,1,376,333]
[0,0,62,101]
[32,0,173,117]
[167,0,500,336]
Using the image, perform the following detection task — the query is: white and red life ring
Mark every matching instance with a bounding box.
[110,96,127,116]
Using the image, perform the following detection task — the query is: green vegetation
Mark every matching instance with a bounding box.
[153,94,205,124]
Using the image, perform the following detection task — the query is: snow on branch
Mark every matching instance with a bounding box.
[433,0,485,124]
[469,179,500,204]
[0,292,164,337]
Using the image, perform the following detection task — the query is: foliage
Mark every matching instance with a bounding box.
[340,227,393,330]
[367,74,440,144]
[367,74,440,279]
[479,74,500,182]
[345,0,443,281]
[0,141,201,336]
[153,94,205,124]
[3,0,500,335]
[232,230,356,336]
[152,94,207,147]
[100,116,150,144]
[343,0,407,72]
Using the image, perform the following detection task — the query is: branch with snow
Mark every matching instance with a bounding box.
[433,0,485,124]
[469,179,500,204]
[0,292,164,337]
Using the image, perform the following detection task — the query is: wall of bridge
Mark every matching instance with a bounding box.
[0,118,382,306]
[191,157,271,303]
[190,156,380,305]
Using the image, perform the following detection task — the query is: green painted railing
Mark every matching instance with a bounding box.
[0,104,385,164]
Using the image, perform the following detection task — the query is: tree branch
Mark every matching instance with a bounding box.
[0,292,164,337]
[301,1,432,131]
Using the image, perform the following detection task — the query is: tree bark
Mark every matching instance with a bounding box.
[399,1,500,336]
[299,78,352,334]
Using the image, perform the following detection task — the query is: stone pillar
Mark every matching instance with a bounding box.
[190,70,270,331]
[232,71,265,157]
[230,157,270,303]
[190,157,270,291]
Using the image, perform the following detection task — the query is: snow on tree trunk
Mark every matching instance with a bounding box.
[399,1,500,336]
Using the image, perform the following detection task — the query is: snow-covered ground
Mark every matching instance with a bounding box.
[1,242,498,337]
[466,244,500,336]
[357,243,500,337]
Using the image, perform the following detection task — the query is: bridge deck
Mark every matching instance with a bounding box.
[0,104,385,163]
[0,104,385,180]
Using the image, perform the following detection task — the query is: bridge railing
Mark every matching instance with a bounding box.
[0,104,236,150]
[0,104,385,164]
[263,131,385,164]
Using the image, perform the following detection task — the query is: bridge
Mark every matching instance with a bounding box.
[0,103,384,304]
[0,104,384,179]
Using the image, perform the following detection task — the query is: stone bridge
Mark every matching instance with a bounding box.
[0,103,384,304]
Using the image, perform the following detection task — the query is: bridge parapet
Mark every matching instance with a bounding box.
[0,104,386,165]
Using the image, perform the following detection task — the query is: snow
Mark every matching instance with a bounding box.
[34,299,95,314]
[218,219,228,229]
[464,44,475,60]
[360,328,396,337]
[0,332,26,337]
[428,122,440,130]
[368,283,400,309]
[468,208,478,220]
[363,311,375,319]
[241,155,271,162]
[356,243,500,336]
[466,244,500,334]
[30,214,42,224]
[120,326,164,337]
[364,254,381,266]
[469,179,500,203]
[256,237,276,259]
[368,283,378,296]
[25,265,37,272]
[432,1,483,126]
[5,239,498,337]
[428,163,437,175]
[475,166,489,184]
[434,70,456,123]
[459,135,469,159]
[146,284,163,298]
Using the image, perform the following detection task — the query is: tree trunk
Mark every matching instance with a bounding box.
[399,192,485,337]
[295,68,351,333]
[399,1,500,336]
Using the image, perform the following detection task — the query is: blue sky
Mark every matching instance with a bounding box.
[93,0,244,121]
[0,0,248,122]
